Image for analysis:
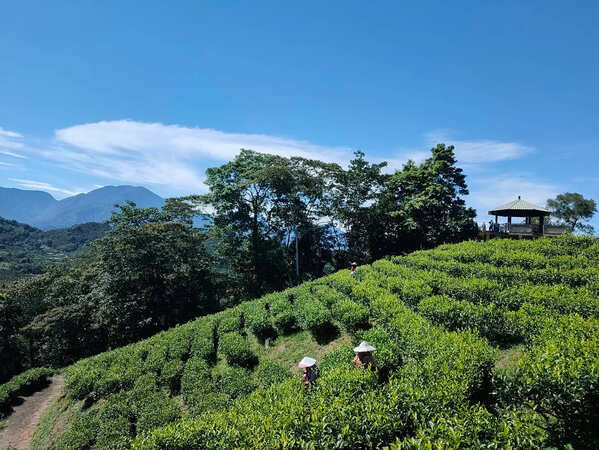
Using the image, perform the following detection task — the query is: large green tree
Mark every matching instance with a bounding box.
[201,150,341,299]
[376,143,478,254]
[546,193,597,235]
[0,200,218,380]
[330,151,389,263]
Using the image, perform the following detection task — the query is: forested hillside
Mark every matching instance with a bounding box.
[15,235,599,449]
[0,144,479,384]
[0,218,108,282]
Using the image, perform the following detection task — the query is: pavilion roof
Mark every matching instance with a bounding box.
[489,196,550,217]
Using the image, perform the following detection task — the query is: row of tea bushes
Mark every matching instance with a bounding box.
[395,252,599,290]
[0,367,54,418]
[495,314,599,448]
[385,405,548,449]
[59,273,362,446]
[134,285,497,449]
[369,257,599,319]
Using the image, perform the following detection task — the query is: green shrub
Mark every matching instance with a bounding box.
[190,318,216,362]
[94,393,133,449]
[270,295,297,334]
[331,298,369,331]
[319,345,354,373]
[417,295,515,344]
[135,390,182,436]
[55,414,100,449]
[253,361,291,388]
[218,332,256,367]
[496,315,599,447]
[159,359,184,395]
[180,357,212,406]
[313,284,347,307]
[243,301,276,339]
[216,308,243,335]
[216,367,255,399]
[295,295,331,332]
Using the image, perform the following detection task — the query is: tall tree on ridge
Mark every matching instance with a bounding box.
[547,192,597,235]
[377,143,478,255]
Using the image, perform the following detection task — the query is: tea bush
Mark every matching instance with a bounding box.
[295,294,331,332]
[331,297,369,331]
[216,308,243,335]
[218,332,256,367]
[216,367,255,399]
[253,361,291,388]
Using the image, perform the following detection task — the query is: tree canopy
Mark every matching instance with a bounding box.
[547,192,597,235]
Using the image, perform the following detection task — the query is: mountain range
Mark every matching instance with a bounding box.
[0,185,165,230]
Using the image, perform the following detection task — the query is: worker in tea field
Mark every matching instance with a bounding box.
[353,341,376,369]
[350,262,357,277]
[299,357,318,387]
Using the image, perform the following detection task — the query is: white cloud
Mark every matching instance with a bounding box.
[469,174,560,219]
[0,127,26,158]
[8,178,82,197]
[48,120,354,192]
[6,120,537,197]
[0,161,15,167]
[382,132,533,173]
[425,131,533,165]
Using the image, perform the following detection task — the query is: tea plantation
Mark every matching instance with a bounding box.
[8,235,599,448]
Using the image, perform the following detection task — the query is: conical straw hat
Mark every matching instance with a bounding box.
[298,357,317,368]
[353,341,376,353]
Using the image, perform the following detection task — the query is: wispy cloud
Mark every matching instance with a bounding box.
[0,161,16,167]
[0,127,27,158]
[6,120,538,198]
[49,120,354,192]
[425,131,534,165]
[8,178,82,197]
[383,132,534,173]
[469,174,560,219]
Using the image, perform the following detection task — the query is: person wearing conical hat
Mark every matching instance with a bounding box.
[353,341,376,369]
[350,262,358,278]
[299,357,318,387]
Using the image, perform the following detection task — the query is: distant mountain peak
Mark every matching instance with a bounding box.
[0,185,164,230]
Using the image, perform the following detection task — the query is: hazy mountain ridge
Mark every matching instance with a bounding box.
[0,185,165,230]
[0,217,109,282]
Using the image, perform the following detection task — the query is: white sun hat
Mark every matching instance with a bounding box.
[298,357,317,368]
[353,341,376,353]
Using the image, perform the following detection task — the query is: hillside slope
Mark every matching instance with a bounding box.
[0,185,164,230]
[0,218,108,282]
[23,235,599,449]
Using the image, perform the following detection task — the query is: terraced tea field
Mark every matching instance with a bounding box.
[2,235,597,448]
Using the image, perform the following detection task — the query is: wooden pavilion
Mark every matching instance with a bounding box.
[487,196,568,237]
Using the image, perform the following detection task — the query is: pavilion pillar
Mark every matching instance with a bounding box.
[508,215,511,232]
[539,215,544,235]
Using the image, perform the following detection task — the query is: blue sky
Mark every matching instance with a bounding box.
[0,1,597,229]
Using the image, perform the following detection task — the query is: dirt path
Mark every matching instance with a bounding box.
[0,375,64,450]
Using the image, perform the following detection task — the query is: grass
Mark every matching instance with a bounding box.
[30,397,100,450]
[213,330,353,377]
[494,344,525,372]
[250,330,353,374]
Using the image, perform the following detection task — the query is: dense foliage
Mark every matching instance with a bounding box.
[0,217,107,282]
[199,144,478,300]
[20,234,596,449]
[547,192,597,234]
[0,143,478,383]
[0,203,217,383]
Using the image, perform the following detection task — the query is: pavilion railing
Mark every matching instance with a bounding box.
[487,223,569,236]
